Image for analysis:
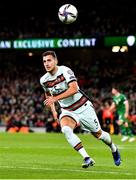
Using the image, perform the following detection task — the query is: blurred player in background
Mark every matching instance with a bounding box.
[102,101,115,134]
[109,86,135,142]
[40,50,121,168]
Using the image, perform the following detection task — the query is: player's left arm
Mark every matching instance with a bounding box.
[56,81,78,100]
[124,100,129,118]
[44,81,78,106]
[109,102,116,112]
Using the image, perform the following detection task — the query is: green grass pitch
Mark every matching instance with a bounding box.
[0,132,136,179]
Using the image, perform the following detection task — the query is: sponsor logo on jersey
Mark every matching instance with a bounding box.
[44,74,65,88]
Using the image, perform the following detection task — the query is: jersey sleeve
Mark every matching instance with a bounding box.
[40,78,48,93]
[62,66,77,84]
[113,97,116,104]
[122,94,127,103]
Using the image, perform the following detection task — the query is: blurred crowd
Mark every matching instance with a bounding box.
[0,2,136,39]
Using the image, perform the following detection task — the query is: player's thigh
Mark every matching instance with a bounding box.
[80,105,101,132]
[59,110,79,129]
[118,119,124,125]
[118,114,126,125]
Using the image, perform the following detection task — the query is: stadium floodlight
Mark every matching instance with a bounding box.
[112,46,120,52]
[120,46,128,52]
[127,35,135,46]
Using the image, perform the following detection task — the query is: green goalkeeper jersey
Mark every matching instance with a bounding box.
[113,93,127,115]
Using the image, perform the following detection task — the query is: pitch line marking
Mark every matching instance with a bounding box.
[0,165,133,175]
[0,145,136,150]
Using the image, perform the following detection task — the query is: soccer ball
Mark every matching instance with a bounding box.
[58,4,78,24]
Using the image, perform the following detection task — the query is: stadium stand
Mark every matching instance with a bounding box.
[0,0,136,39]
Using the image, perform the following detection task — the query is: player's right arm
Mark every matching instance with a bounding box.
[124,99,129,118]
[44,92,58,121]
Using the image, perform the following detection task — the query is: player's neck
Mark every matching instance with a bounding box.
[50,66,58,75]
[116,92,120,96]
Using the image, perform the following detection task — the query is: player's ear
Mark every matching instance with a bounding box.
[55,58,58,65]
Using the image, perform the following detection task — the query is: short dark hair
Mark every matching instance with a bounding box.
[111,83,120,91]
[42,51,57,59]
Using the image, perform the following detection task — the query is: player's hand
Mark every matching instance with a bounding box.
[44,96,57,106]
[124,112,129,118]
[43,100,51,108]
[43,102,50,108]
[124,122,128,127]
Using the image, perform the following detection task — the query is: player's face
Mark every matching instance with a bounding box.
[104,102,110,108]
[43,55,58,74]
[112,88,118,95]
